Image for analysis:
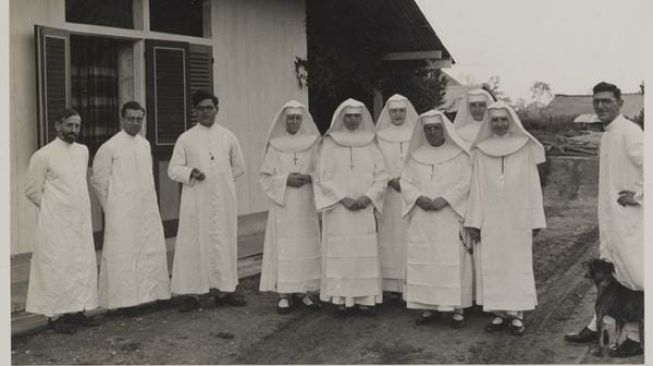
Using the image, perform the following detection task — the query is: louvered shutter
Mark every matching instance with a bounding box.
[35,26,71,147]
[145,40,191,155]
[188,45,214,124]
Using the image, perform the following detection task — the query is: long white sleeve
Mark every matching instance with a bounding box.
[229,134,246,180]
[90,143,112,209]
[168,135,195,186]
[25,151,48,208]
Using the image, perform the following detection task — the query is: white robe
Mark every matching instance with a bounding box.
[168,123,245,294]
[598,115,643,290]
[24,138,98,317]
[258,144,321,293]
[376,138,410,293]
[401,148,473,310]
[315,137,388,306]
[465,141,545,312]
[91,131,171,309]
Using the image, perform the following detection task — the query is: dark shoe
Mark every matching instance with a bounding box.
[357,305,377,317]
[485,317,506,333]
[508,318,526,337]
[608,338,643,358]
[48,318,76,334]
[178,296,201,313]
[296,294,319,310]
[450,315,465,329]
[564,327,598,343]
[333,306,349,318]
[63,312,100,327]
[415,311,437,326]
[215,292,247,307]
[277,297,292,315]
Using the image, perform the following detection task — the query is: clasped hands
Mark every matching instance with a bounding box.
[190,168,206,181]
[415,195,448,211]
[286,172,312,187]
[340,195,372,211]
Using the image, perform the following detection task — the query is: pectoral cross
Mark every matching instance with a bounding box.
[349,146,355,170]
[293,153,298,166]
[399,142,405,161]
[430,164,435,180]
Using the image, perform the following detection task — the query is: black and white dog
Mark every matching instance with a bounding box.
[583,258,644,356]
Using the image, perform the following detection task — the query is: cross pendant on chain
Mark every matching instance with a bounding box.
[293,153,298,166]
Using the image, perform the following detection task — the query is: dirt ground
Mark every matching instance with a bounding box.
[10,157,644,364]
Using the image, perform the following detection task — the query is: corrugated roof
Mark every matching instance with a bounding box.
[543,93,643,119]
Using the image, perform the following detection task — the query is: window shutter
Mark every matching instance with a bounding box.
[188,45,214,124]
[145,40,191,155]
[35,26,71,147]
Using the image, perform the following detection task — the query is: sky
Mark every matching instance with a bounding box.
[417,0,650,101]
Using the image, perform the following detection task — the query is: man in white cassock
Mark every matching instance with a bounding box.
[464,102,546,336]
[91,101,171,314]
[24,109,99,333]
[452,88,495,309]
[314,98,388,317]
[453,88,495,151]
[375,94,418,298]
[564,82,643,357]
[168,90,247,312]
[401,110,473,329]
[258,100,321,314]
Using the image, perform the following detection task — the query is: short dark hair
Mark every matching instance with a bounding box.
[56,108,80,123]
[593,82,622,100]
[121,101,146,117]
[192,90,219,108]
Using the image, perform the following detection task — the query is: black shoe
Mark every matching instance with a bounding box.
[609,338,643,358]
[277,297,292,315]
[296,294,319,310]
[485,317,506,333]
[48,318,77,334]
[333,306,349,318]
[215,292,247,307]
[63,312,100,327]
[178,296,201,313]
[564,327,598,343]
[117,305,143,317]
[450,315,465,329]
[508,319,525,337]
[357,305,377,317]
[415,312,436,326]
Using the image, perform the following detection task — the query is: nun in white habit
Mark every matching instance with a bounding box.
[464,101,546,336]
[374,94,418,296]
[452,88,495,151]
[258,100,322,314]
[314,98,389,317]
[452,88,495,307]
[400,110,473,328]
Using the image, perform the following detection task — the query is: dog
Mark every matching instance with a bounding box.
[583,258,644,356]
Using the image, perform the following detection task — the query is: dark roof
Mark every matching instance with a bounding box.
[543,93,644,119]
[310,0,454,62]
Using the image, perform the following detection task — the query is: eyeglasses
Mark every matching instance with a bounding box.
[125,117,144,123]
[196,106,216,112]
